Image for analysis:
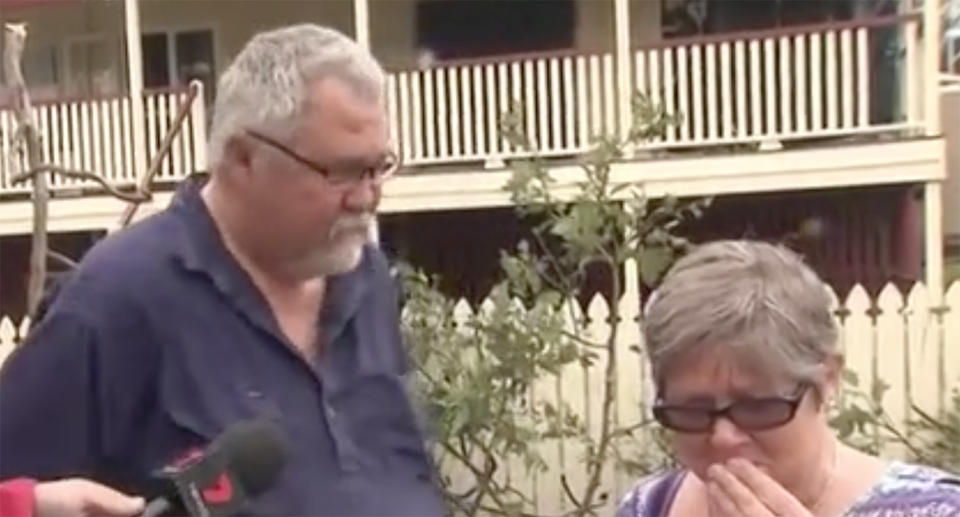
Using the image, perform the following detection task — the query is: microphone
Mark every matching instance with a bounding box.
[139,419,287,517]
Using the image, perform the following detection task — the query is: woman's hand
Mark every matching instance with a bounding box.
[34,478,145,517]
[706,459,815,517]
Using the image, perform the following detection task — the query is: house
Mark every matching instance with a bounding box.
[0,0,956,319]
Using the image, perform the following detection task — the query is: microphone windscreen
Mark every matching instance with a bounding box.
[212,419,287,496]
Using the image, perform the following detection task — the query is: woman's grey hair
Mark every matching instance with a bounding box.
[643,240,838,391]
[207,24,386,169]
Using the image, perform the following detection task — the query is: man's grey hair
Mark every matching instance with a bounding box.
[207,24,386,169]
[643,240,838,391]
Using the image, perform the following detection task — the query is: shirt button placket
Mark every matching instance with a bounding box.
[324,401,360,472]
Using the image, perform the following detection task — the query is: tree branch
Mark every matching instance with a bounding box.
[5,22,48,320]
[607,419,657,439]
[575,251,622,516]
[560,474,585,510]
[47,249,79,270]
[118,80,201,227]
[528,230,575,297]
[12,165,151,203]
[559,329,606,350]
[473,503,544,517]
[442,441,505,500]
[467,455,498,517]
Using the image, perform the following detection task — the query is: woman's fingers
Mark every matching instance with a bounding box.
[726,459,812,516]
[707,460,815,517]
[707,464,774,517]
[707,480,740,517]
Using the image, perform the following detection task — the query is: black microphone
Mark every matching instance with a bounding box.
[139,419,287,517]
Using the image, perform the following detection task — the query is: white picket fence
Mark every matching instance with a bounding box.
[1,274,958,516]
[415,272,960,516]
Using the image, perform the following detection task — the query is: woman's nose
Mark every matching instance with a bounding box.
[707,416,752,450]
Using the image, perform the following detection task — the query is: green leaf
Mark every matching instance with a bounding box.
[639,246,674,286]
[611,182,633,196]
[841,368,860,388]
[830,413,853,437]
[870,378,890,405]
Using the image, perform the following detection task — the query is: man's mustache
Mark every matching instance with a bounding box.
[329,215,374,237]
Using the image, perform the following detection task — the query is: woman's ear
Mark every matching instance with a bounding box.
[818,354,845,409]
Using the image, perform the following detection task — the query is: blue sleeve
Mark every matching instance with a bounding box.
[0,307,155,480]
[614,485,644,517]
[615,471,680,517]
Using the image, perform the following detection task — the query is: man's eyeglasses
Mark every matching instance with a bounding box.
[246,130,399,186]
[652,384,809,433]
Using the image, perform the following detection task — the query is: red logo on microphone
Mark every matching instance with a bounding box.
[202,473,234,504]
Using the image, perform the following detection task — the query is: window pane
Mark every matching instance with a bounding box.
[141,33,170,89]
[66,38,119,97]
[174,30,215,103]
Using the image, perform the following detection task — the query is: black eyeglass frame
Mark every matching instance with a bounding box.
[245,130,400,186]
[652,383,811,433]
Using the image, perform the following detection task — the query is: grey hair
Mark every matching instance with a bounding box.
[207,24,386,169]
[643,240,838,391]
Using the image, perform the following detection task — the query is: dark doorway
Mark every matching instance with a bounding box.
[0,231,105,321]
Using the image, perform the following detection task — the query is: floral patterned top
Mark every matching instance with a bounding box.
[615,462,960,517]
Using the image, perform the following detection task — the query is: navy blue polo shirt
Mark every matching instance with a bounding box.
[0,176,445,516]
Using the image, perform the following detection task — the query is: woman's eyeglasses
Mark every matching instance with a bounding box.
[246,130,399,186]
[652,384,810,433]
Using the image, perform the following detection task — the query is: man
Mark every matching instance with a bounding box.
[0,478,145,517]
[0,25,445,516]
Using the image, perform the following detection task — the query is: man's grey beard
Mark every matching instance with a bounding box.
[329,214,374,241]
[288,214,374,279]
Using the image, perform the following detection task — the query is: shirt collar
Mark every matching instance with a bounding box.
[168,175,375,345]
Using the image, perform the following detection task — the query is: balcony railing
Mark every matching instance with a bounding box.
[634,14,923,147]
[0,84,207,196]
[388,13,924,167]
[0,14,927,197]
[388,50,619,166]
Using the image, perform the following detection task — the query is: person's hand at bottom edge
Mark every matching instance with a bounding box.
[34,478,145,517]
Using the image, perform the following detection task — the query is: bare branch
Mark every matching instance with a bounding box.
[560,474,585,511]
[467,455,498,517]
[3,24,29,110]
[575,253,623,516]
[12,165,151,203]
[5,22,48,319]
[556,328,605,350]
[118,80,202,227]
[47,249,79,270]
[441,441,512,510]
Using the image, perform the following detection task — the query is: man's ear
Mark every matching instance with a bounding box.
[221,134,253,176]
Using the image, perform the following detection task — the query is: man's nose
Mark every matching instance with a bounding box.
[342,178,380,213]
[707,416,752,450]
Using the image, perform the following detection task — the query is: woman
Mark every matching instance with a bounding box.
[616,240,960,517]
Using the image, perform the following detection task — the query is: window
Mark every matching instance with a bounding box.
[141,29,215,103]
[416,0,575,60]
[65,37,120,97]
[142,33,171,89]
